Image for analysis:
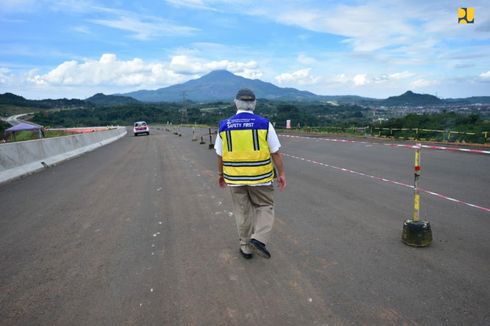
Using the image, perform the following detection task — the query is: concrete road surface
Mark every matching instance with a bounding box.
[1,127,489,325]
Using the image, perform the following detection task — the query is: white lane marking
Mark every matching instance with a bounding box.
[158,221,162,225]
[156,187,162,192]
[150,288,154,293]
[280,135,490,155]
[283,153,490,214]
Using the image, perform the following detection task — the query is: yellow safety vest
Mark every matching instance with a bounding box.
[219,113,274,185]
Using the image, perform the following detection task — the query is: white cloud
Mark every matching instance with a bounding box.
[4,53,263,98]
[331,71,415,87]
[168,55,261,78]
[177,0,489,71]
[480,71,490,80]
[164,0,246,11]
[26,53,262,90]
[44,3,200,40]
[0,68,12,84]
[274,68,320,86]
[410,79,439,88]
[169,0,420,52]
[72,25,91,34]
[28,54,183,88]
[90,15,198,40]
[270,1,488,49]
[165,0,213,10]
[297,53,317,65]
[333,73,350,84]
[371,71,415,83]
[0,0,37,13]
[353,74,368,86]
[388,71,415,80]
[263,3,421,52]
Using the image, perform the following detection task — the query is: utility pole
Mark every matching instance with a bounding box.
[180,91,188,125]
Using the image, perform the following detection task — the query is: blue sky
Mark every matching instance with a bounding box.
[0,0,489,99]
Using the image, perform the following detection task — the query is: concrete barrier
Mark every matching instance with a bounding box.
[0,127,127,184]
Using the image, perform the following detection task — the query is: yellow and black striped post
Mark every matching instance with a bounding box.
[402,143,433,247]
[413,145,421,221]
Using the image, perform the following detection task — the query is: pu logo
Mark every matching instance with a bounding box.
[458,8,474,24]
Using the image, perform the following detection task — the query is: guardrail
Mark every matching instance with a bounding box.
[0,127,127,184]
[281,126,490,144]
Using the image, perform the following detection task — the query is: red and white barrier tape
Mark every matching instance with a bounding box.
[280,135,490,155]
[47,127,111,133]
[284,153,490,214]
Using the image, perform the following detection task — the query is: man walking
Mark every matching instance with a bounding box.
[215,89,286,259]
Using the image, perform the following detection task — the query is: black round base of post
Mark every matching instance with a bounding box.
[401,219,432,247]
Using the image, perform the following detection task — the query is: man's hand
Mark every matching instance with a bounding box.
[218,176,227,188]
[277,175,286,191]
[217,155,226,188]
[271,152,286,191]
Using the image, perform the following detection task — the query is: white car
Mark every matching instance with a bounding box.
[133,121,150,136]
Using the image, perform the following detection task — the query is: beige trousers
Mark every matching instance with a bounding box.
[229,185,274,246]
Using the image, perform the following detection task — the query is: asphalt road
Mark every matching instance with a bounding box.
[4,113,38,126]
[0,127,489,325]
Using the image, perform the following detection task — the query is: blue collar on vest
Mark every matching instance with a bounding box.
[220,112,269,131]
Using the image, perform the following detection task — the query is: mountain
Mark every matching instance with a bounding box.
[444,96,490,104]
[123,70,321,102]
[0,92,91,109]
[86,93,140,107]
[0,92,28,106]
[382,90,442,106]
[461,96,490,104]
[323,95,381,106]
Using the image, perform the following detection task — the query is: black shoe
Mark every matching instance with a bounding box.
[250,239,271,259]
[239,248,253,259]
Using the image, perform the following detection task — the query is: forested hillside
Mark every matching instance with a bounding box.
[31,101,367,128]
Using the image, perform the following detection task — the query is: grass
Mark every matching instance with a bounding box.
[4,130,73,142]
[0,105,40,117]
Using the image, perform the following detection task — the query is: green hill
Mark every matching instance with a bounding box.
[382,91,442,106]
[0,93,92,109]
[86,93,140,107]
